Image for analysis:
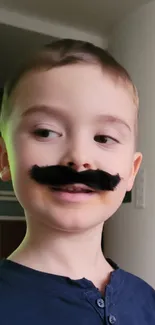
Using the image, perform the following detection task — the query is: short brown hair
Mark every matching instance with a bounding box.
[0,38,138,135]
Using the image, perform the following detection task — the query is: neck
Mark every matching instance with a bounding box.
[8,217,113,292]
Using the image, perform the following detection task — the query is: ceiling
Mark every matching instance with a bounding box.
[0,0,151,35]
[0,0,152,87]
[0,23,55,86]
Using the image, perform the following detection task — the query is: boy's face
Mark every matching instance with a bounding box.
[0,64,142,231]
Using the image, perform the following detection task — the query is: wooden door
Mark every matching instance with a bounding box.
[0,220,26,259]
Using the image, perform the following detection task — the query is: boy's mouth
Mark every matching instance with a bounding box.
[49,184,97,203]
[51,184,96,193]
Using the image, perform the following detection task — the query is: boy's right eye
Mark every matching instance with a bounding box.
[33,128,61,139]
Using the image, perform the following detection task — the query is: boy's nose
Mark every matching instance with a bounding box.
[67,161,91,171]
[60,142,93,172]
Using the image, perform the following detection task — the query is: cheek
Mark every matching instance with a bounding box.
[7,138,65,174]
[98,147,135,179]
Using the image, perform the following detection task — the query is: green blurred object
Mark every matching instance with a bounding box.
[123,191,132,203]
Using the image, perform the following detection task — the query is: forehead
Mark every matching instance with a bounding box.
[11,64,136,126]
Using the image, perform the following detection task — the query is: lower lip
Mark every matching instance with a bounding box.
[51,190,97,203]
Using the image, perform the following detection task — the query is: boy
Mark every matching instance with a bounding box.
[0,38,154,324]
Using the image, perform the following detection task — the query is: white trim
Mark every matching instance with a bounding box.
[0,191,15,196]
[0,216,25,220]
[0,7,107,48]
[0,196,17,201]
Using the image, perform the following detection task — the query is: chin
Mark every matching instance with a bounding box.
[25,201,116,233]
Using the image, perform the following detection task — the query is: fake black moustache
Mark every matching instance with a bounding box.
[29,165,121,191]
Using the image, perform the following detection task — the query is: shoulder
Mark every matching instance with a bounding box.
[108,258,155,302]
[119,269,155,307]
[107,268,155,324]
[121,268,154,291]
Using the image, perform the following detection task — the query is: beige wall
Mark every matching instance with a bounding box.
[105,1,155,288]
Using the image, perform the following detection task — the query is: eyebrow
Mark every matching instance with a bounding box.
[96,114,131,132]
[21,105,68,121]
[22,105,131,132]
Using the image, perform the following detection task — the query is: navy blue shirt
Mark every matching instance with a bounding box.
[0,259,155,324]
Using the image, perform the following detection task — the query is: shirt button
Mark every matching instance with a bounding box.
[96,298,105,308]
[109,315,116,324]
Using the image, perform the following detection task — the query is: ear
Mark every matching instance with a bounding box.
[0,137,11,182]
[127,152,143,191]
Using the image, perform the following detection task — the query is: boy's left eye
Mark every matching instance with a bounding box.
[33,128,61,139]
[94,135,119,144]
